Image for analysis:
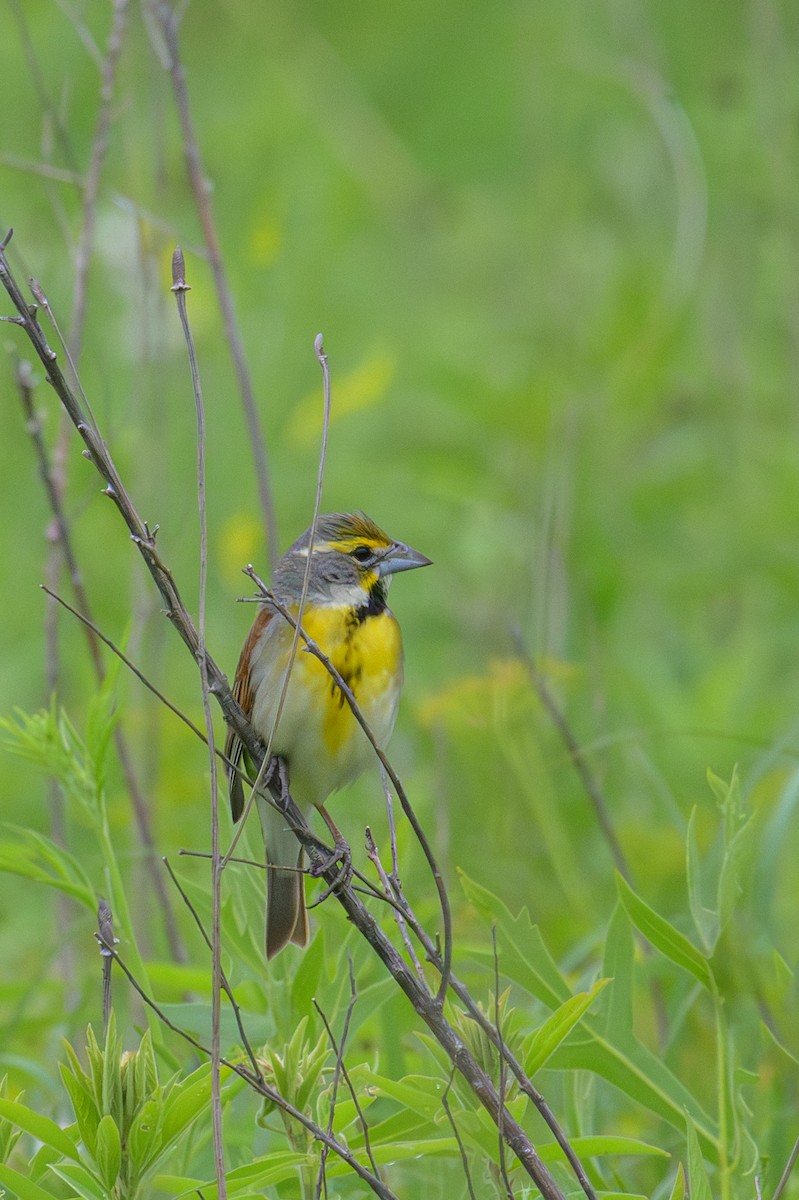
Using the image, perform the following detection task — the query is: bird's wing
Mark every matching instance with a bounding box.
[226,605,274,821]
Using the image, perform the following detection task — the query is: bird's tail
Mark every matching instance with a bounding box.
[256,790,308,959]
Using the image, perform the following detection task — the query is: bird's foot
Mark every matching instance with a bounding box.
[265,755,291,808]
[308,835,352,902]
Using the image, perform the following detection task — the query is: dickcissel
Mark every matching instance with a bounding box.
[225,512,431,958]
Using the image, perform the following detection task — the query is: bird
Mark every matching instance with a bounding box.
[225,511,431,958]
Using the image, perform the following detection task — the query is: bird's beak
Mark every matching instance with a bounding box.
[378,540,433,577]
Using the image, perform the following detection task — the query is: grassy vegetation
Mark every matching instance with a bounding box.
[1,0,798,1196]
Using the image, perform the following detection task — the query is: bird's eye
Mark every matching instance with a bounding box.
[352,545,372,563]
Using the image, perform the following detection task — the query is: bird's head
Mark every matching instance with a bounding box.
[274,511,431,611]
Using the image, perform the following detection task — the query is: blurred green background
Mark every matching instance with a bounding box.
[2,0,799,1195]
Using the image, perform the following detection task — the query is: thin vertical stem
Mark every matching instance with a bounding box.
[223,332,332,862]
[17,361,186,962]
[171,246,226,1197]
[155,0,278,568]
[772,1135,799,1200]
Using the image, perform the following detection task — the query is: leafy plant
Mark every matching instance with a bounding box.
[0,1015,222,1199]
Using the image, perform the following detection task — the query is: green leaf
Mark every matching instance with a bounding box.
[157,1001,272,1047]
[331,1137,458,1167]
[347,1104,431,1149]
[94,1115,121,1190]
[0,1098,81,1163]
[601,901,634,1040]
[717,815,755,934]
[686,1117,713,1200]
[101,1014,122,1121]
[48,1162,106,1200]
[203,1152,319,1194]
[522,978,610,1074]
[59,1063,100,1157]
[84,671,120,796]
[686,806,719,952]
[616,872,713,990]
[668,1162,686,1200]
[160,1063,215,1150]
[706,767,731,808]
[558,1135,668,1159]
[0,1163,59,1200]
[0,826,95,909]
[760,1019,799,1065]
[361,1072,445,1122]
[126,1098,164,1175]
[549,1033,717,1152]
[290,923,326,1012]
[126,1029,157,1123]
[150,1175,204,1196]
[143,961,216,997]
[458,870,570,1008]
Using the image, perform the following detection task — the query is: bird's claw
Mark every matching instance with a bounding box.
[309,836,352,900]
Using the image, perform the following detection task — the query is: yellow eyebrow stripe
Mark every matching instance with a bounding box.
[318,536,391,554]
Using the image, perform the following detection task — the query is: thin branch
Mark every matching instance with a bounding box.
[161,857,262,1082]
[40,584,246,777]
[441,1068,477,1200]
[94,930,400,1200]
[70,0,130,361]
[0,154,81,185]
[153,0,278,568]
[403,925,597,1200]
[243,568,454,1006]
[493,926,515,1200]
[0,239,567,1200]
[97,899,117,1037]
[513,633,630,881]
[52,0,102,65]
[8,0,77,173]
[365,826,428,987]
[773,1134,799,1200]
[232,331,333,856]
[313,957,380,1199]
[170,246,226,1198]
[382,772,429,981]
[513,634,669,1050]
[17,364,186,963]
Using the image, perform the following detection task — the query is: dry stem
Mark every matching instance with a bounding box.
[170,246,226,1196]
[1,236,568,1200]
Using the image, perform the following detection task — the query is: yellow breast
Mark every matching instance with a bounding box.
[300,606,403,755]
[248,603,404,807]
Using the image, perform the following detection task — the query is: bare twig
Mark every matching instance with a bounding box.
[8,0,77,174]
[18,364,186,962]
[97,899,117,1037]
[153,0,278,568]
[40,584,247,778]
[94,930,399,1199]
[313,957,380,1198]
[233,331,333,853]
[161,857,262,1082]
[243,568,454,1006]
[513,635,669,1050]
[365,826,428,986]
[441,1068,477,1200]
[53,0,101,65]
[382,772,429,981]
[0,239,567,1200]
[70,0,129,361]
[170,246,226,1198]
[773,1134,799,1200]
[493,926,515,1199]
[396,914,597,1200]
[513,634,630,881]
